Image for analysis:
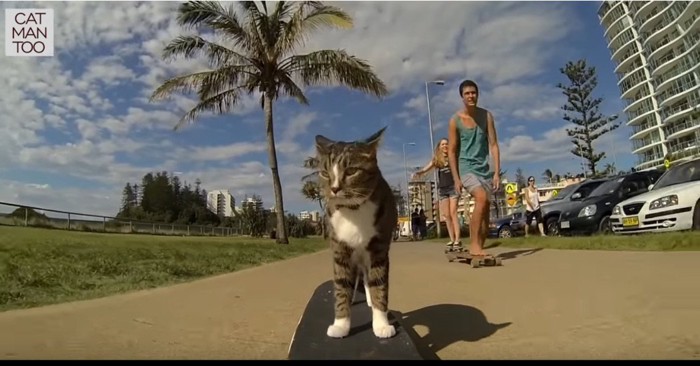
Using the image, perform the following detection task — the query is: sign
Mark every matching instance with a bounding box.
[551,189,558,197]
[506,193,518,207]
[504,183,517,195]
[5,8,54,57]
[664,159,671,169]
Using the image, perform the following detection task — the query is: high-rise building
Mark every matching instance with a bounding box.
[598,1,700,171]
[206,189,236,217]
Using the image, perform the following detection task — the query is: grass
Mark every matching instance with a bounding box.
[433,230,700,251]
[0,226,328,312]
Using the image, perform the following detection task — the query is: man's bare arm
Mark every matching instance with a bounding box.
[448,116,461,187]
[487,112,501,179]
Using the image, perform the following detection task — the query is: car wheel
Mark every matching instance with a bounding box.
[599,215,612,235]
[546,217,559,236]
[498,226,512,238]
[693,199,700,230]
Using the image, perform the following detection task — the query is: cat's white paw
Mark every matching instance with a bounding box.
[326,324,351,338]
[373,324,396,338]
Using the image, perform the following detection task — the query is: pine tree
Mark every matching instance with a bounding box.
[557,59,621,176]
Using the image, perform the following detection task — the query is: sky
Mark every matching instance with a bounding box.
[0,0,638,218]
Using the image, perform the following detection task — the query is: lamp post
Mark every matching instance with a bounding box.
[425,79,445,237]
[403,142,416,237]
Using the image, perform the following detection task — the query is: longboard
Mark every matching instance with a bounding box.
[445,249,503,268]
[287,280,423,360]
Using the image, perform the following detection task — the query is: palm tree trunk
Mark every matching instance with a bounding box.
[263,93,289,244]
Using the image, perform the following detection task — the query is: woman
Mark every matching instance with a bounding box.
[412,138,462,250]
[522,176,547,237]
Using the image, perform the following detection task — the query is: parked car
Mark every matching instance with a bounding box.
[610,158,700,234]
[488,211,526,238]
[558,170,663,236]
[539,178,610,236]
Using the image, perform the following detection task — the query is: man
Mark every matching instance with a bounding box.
[448,80,501,256]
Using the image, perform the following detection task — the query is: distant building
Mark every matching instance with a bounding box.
[207,190,235,217]
[597,1,700,171]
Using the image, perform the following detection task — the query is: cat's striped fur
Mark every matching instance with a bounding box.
[314,127,398,339]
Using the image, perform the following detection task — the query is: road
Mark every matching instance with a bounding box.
[1,242,698,359]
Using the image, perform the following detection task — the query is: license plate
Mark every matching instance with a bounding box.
[560,221,570,229]
[622,216,639,227]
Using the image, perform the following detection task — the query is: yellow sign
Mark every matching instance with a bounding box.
[505,183,517,195]
[664,159,671,169]
[552,189,558,197]
[506,193,518,207]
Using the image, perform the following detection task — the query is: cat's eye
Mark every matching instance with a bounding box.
[319,171,330,179]
[345,167,361,176]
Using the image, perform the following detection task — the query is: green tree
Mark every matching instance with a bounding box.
[301,179,324,236]
[149,1,388,244]
[542,169,553,183]
[557,59,621,176]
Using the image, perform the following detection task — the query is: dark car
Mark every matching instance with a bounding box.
[539,178,610,236]
[488,211,527,238]
[558,170,664,236]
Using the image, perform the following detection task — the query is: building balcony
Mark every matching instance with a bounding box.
[636,155,665,171]
[634,1,664,23]
[632,136,663,154]
[629,118,659,139]
[658,82,700,109]
[661,94,700,123]
[664,115,700,140]
[626,105,657,126]
[654,55,698,87]
[639,3,669,32]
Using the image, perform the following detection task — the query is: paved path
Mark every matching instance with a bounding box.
[1,242,699,360]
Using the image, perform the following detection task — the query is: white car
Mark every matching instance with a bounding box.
[610,157,700,234]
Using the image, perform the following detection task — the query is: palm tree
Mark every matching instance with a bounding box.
[542,169,553,183]
[150,1,389,244]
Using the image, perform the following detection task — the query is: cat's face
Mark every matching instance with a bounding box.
[314,127,386,205]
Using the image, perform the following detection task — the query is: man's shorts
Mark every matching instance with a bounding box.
[462,172,493,197]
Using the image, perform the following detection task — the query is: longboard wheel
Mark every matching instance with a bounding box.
[470,259,480,268]
[495,257,503,266]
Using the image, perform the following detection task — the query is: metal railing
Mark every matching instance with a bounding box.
[0,201,241,237]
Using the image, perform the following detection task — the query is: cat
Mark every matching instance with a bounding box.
[313,126,398,339]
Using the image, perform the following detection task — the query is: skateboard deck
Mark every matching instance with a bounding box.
[287,280,423,360]
[445,249,503,268]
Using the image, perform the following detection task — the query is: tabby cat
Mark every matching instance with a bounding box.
[314,126,398,339]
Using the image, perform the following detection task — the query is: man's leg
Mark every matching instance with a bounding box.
[480,196,490,248]
[467,186,488,255]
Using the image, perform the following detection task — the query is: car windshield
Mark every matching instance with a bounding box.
[653,159,700,190]
[589,177,624,197]
[549,184,576,201]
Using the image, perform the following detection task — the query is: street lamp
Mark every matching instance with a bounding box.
[403,142,416,236]
[425,79,445,236]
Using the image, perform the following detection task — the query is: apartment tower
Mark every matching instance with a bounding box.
[598,1,700,170]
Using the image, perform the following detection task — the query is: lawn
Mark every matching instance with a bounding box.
[461,230,700,251]
[0,226,328,312]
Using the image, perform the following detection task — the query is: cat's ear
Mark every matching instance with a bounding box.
[364,127,386,156]
[315,134,334,154]
[364,126,387,150]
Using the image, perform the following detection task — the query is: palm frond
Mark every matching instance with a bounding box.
[149,65,253,102]
[278,73,309,105]
[174,87,243,131]
[276,3,352,58]
[284,49,388,98]
[176,1,255,54]
[162,35,253,67]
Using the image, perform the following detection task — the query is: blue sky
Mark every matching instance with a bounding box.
[0,1,637,217]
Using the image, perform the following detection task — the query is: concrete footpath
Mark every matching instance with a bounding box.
[1,242,699,360]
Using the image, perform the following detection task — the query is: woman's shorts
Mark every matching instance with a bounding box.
[438,187,460,200]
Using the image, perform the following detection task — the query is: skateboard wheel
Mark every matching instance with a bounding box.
[495,258,502,266]
[470,259,480,268]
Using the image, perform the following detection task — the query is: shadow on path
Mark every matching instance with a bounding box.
[395,304,511,360]
[496,247,544,261]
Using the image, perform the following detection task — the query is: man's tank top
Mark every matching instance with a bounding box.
[452,108,492,179]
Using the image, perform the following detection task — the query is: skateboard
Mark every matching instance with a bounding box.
[444,248,503,268]
[287,279,423,360]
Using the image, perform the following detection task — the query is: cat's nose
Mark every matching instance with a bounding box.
[330,186,341,194]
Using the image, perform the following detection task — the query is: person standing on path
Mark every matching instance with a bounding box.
[523,176,547,237]
[413,138,462,250]
[448,79,501,257]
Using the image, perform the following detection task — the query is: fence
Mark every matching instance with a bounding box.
[0,201,241,237]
